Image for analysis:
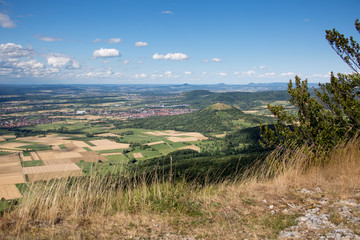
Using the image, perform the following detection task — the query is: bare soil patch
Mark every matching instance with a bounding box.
[89,139,129,151]
[146,141,165,146]
[0,184,22,200]
[178,145,200,152]
[101,152,123,156]
[30,152,40,160]
[0,154,25,185]
[133,153,143,159]
[0,142,29,149]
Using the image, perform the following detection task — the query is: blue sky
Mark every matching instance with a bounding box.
[0,0,359,84]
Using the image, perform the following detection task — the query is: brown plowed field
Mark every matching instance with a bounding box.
[0,154,25,185]
[0,184,22,200]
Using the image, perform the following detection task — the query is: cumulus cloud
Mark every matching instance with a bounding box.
[123,60,129,65]
[13,59,44,69]
[184,71,192,75]
[108,38,121,44]
[135,73,147,78]
[0,43,34,58]
[164,71,172,75]
[259,65,267,69]
[134,41,148,47]
[93,48,120,58]
[152,52,188,61]
[202,72,207,75]
[211,57,222,62]
[243,70,256,76]
[47,55,80,69]
[93,38,122,44]
[0,12,16,28]
[161,10,174,15]
[202,59,209,63]
[280,72,295,76]
[217,72,228,76]
[311,73,330,78]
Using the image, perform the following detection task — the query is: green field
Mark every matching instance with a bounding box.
[58,144,67,149]
[17,144,52,151]
[23,160,44,167]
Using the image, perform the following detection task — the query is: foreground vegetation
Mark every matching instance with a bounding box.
[1,137,359,239]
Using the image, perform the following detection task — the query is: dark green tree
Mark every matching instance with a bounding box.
[261,19,360,153]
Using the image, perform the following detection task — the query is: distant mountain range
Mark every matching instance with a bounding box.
[0,82,320,95]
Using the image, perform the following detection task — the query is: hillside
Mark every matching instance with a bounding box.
[114,103,273,133]
[1,137,359,239]
[181,90,290,109]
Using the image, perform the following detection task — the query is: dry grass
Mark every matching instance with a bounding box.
[1,138,359,239]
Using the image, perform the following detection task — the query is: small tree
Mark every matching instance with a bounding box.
[261,19,360,154]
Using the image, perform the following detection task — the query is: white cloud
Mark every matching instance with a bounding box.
[123,60,129,65]
[135,73,147,78]
[152,52,188,61]
[243,70,256,76]
[0,43,34,58]
[164,71,172,75]
[234,72,240,75]
[93,48,120,58]
[211,57,222,62]
[217,72,228,76]
[47,56,70,67]
[311,73,330,78]
[202,72,207,75]
[108,38,121,44]
[46,55,80,69]
[93,38,122,44]
[36,36,63,42]
[137,61,143,64]
[14,59,44,69]
[134,41,148,47]
[202,59,209,63]
[259,65,267,69]
[260,72,275,77]
[0,12,16,28]
[184,71,192,75]
[161,10,174,15]
[280,72,295,76]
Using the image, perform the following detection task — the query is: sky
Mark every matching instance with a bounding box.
[0,0,359,85]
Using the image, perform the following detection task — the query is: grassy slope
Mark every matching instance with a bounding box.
[1,138,359,239]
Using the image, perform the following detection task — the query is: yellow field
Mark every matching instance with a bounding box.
[0,184,22,200]
[0,136,5,142]
[22,163,81,174]
[30,151,40,160]
[89,139,129,151]
[0,154,24,185]
[0,142,29,149]
[145,130,208,142]
[167,137,203,142]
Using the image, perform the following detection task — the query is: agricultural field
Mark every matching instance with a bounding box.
[0,129,209,199]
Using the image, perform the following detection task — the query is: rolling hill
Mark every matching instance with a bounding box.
[114,103,274,134]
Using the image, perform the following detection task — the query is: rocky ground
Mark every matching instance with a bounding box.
[277,188,360,239]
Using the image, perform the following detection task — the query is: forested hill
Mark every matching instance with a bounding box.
[114,103,273,134]
[181,90,290,109]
